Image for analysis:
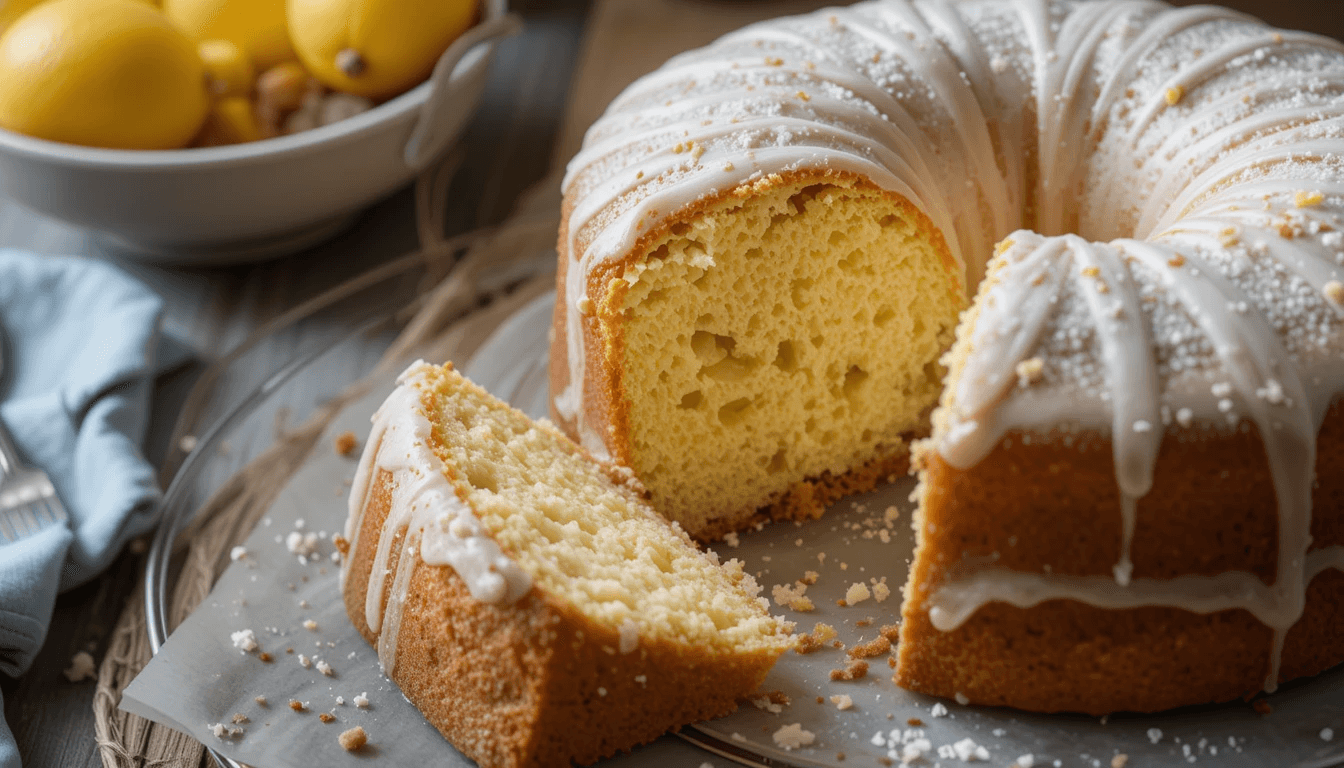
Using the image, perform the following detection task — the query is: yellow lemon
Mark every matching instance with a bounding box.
[0,0,151,37]
[0,0,209,149]
[195,97,261,145]
[0,0,45,36]
[287,0,477,100]
[163,0,293,70]
[199,39,253,97]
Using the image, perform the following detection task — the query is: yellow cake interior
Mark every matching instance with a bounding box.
[614,175,963,536]
[422,370,788,652]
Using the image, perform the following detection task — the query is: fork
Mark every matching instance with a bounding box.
[0,324,67,543]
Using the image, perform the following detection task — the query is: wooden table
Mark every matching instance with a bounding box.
[2,0,1341,764]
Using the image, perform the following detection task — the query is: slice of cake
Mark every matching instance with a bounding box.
[340,361,792,767]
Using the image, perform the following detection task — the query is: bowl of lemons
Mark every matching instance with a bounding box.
[0,0,517,263]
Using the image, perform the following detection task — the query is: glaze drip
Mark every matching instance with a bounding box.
[342,362,532,675]
[557,0,1344,694]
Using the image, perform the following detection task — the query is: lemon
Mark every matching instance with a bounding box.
[199,39,254,97]
[195,97,261,145]
[0,0,209,149]
[0,0,44,36]
[287,0,477,100]
[0,0,151,36]
[163,0,293,70]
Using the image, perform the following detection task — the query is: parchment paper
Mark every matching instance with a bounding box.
[123,292,1344,768]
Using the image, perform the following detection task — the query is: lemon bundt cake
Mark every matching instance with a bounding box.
[340,362,792,766]
[552,0,1344,712]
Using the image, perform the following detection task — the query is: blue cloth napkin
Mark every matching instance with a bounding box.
[0,250,164,768]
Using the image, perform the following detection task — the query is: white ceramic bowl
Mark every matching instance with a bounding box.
[0,0,518,265]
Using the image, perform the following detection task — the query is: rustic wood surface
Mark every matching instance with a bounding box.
[1,0,1340,765]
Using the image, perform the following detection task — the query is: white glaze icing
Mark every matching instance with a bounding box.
[558,0,1344,694]
[342,362,532,676]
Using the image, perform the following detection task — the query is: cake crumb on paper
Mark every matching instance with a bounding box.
[354,692,370,708]
[319,713,336,723]
[830,694,853,710]
[847,636,890,659]
[338,726,367,751]
[844,582,871,605]
[334,431,358,456]
[230,629,258,653]
[772,723,815,750]
[829,660,868,681]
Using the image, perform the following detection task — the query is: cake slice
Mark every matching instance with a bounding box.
[340,361,793,767]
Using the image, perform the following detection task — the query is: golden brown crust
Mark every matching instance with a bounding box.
[551,167,956,539]
[894,400,1344,714]
[343,469,780,767]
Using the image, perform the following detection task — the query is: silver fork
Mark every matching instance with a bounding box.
[0,323,67,543]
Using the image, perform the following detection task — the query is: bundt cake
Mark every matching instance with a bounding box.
[339,362,792,766]
[552,0,1344,712]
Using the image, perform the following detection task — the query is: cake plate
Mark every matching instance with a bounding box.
[141,284,1344,768]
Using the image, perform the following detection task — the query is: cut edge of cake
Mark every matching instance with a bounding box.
[341,361,794,767]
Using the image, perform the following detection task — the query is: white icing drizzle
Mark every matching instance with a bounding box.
[557,0,1344,694]
[342,362,532,675]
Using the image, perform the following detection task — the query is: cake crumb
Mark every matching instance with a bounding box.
[254,695,267,706]
[1015,357,1044,386]
[907,717,923,726]
[847,636,890,659]
[230,629,258,653]
[1295,190,1324,208]
[800,570,819,585]
[303,619,319,631]
[829,660,868,681]
[772,723,815,750]
[289,700,305,712]
[231,713,248,724]
[338,726,367,751]
[930,702,949,718]
[319,713,335,723]
[354,692,370,708]
[750,695,784,714]
[229,546,248,561]
[951,737,989,761]
[879,624,901,641]
[830,694,854,710]
[844,582,871,605]
[298,654,312,669]
[333,534,350,555]
[871,579,891,603]
[1324,280,1344,305]
[1111,754,1129,768]
[317,660,334,676]
[1165,85,1184,105]
[63,651,96,682]
[334,431,358,456]
[257,652,273,662]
